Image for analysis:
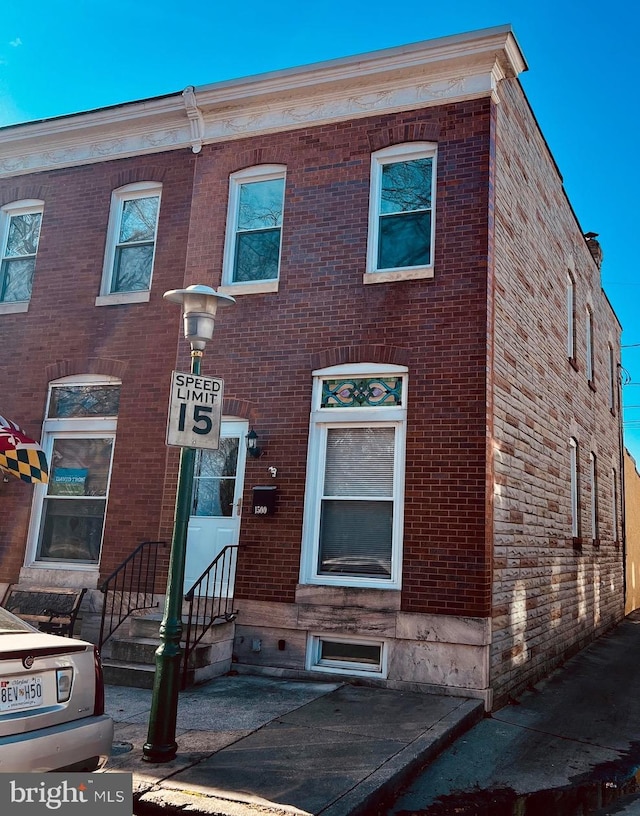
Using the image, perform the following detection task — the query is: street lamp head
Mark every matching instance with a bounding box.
[164,285,235,351]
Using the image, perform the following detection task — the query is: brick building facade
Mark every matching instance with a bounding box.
[0,26,623,707]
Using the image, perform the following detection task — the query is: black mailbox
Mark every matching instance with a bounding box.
[252,486,278,516]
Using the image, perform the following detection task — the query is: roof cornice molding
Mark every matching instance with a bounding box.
[0,26,526,178]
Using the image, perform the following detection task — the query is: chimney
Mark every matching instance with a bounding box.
[584,232,603,269]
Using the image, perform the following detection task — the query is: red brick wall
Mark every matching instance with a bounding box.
[0,152,195,580]
[181,101,493,614]
[0,101,493,618]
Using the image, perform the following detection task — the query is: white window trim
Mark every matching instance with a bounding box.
[608,344,616,411]
[300,363,407,590]
[0,199,44,310]
[306,633,387,678]
[570,438,579,538]
[590,451,598,541]
[566,272,576,360]
[586,307,594,382]
[221,164,286,294]
[97,182,161,304]
[365,142,436,284]
[25,375,120,570]
[612,468,618,542]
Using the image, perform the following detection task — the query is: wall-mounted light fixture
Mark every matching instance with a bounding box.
[247,428,263,458]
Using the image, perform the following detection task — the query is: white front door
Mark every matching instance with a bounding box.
[184,420,247,595]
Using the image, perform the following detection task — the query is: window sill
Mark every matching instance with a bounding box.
[217,280,279,296]
[0,300,29,314]
[363,267,434,285]
[588,380,597,393]
[301,575,400,591]
[95,291,150,307]
[568,357,579,372]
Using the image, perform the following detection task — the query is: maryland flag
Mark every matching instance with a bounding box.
[0,415,49,485]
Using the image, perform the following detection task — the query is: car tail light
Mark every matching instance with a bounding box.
[93,646,105,716]
[56,667,73,702]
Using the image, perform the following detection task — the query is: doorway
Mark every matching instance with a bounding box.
[184,419,247,595]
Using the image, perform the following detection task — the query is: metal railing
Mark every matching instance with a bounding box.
[181,544,238,689]
[98,540,166,651]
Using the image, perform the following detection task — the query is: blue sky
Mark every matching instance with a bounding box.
[1,0,639,461]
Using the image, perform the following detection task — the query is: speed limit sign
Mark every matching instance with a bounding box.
[166,371,224,450]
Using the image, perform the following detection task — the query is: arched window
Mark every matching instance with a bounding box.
[569,437,579,539]
[27,375,120,566]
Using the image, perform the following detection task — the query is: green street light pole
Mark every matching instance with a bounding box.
[143,285,234,764]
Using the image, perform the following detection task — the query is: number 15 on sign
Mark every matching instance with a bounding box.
[166,371,224,450]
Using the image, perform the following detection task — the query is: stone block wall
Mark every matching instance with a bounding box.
[490,78,624,704]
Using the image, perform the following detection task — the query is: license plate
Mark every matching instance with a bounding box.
[0,676,44,712]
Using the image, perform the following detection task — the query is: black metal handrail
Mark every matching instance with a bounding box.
[181,544,238,689]
[98,540,166,651]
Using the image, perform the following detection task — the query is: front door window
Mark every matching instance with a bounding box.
[192,438,239,518]
[185,421,246,594]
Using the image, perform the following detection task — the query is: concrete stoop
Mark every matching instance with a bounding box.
[101,612,235,689]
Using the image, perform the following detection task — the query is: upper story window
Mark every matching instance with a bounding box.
[566,272,576,362]
[608,344,617,412]
[0,200,44,310]
[300,363,407,590]
[586,306,594,384]
[365,143,436,284]
[220,165,286,295]
[98,182,161,305]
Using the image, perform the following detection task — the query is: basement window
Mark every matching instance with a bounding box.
[306,634,386,677]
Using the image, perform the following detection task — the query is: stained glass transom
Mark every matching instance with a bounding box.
[49,385,121,418]
[321,377,402,408]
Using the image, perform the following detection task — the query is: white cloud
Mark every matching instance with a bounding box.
[9,38,22,47]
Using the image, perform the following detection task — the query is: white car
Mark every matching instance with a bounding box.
[0,605,113,772]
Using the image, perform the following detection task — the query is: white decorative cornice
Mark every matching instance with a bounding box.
[0,26,526,178]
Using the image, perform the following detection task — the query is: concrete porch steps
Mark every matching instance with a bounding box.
[100,613,235,689]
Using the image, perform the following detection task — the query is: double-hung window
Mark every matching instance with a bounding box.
[300,364,407,589]
[0,200,44,309]
[566,272,576,362]
[608,344,616,412]
[612,468,619,543]
[586,307,594,383]
[366,143,436,282]
[590,451,599,542]
[221,165,285,293]
[98,182,161,303]
[570,437,580,539]
[28,376,120,566]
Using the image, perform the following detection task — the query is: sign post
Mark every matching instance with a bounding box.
[166,371,224,450]
[144,284,234,766]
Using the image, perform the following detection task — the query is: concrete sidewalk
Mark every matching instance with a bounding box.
[101,675,483,816]
[389,613,640,815]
